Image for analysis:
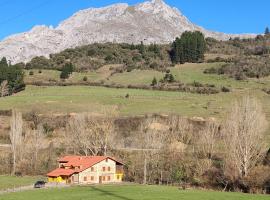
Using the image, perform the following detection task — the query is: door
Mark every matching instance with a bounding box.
[99,176,102,184]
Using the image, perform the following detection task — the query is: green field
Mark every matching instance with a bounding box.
[2,62,269,119]
[0,185,269,200]
[1,85,267,118]
[24,63,270,89]
[0,176,42,190]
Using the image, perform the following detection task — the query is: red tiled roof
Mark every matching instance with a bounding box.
[47,156,124,177]
[47,168,75,177]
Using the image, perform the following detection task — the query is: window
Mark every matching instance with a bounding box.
[102,167,106,172]
[102,176,106,181]
[107,176,111,181]
[91,176,94,181]
[117,175,120,180]
[91,167,94,172]
[108,167,111,171]
[106,158,108,162]
[84,177,87,181]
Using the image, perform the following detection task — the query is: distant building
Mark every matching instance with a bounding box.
[47,156,124,184]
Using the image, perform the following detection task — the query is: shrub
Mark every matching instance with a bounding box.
[151,77,158,86]
[29,71,34,76]
[83,76,88,82]
[221,86,231,93]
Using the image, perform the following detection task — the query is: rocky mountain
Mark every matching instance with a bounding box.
[0,0,256,64]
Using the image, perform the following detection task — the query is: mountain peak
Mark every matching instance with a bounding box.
[0,0,256,64]
[151,0,165,4]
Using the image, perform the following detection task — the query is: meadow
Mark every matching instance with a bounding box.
[0,185,269,200]
[5,62,270,120]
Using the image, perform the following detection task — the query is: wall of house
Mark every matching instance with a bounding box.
[48,176,67,183]
[78,158,120,184]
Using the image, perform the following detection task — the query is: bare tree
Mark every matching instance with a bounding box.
[223,96,268,178]
[66,106,118,156]
[0,80,9,97]
[168,115,193,145]
[9,110,23,175]
[197,121,219,159]
[139,118,168,184]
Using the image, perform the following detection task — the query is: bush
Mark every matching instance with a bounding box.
[38,70,42,74]
[151,77,158,86]
[29,71,34,76]
[221,86,231,93]
[83,76,88,82]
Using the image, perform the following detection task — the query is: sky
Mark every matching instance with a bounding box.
[0,0,269,40]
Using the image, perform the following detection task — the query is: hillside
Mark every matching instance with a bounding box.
[0,0,256,64]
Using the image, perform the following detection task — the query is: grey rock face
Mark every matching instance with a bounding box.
[0,0,256,63]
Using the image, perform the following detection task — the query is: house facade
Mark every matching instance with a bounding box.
[47,156,124,184]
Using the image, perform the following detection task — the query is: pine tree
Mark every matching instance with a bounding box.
[171,31,206,64]
[151,77,157,86]
[138,41,145,55]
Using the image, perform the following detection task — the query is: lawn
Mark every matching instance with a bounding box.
[0,185,269,200]
[0,176,43,190]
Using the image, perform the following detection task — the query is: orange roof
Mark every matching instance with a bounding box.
[47,156,123,177]
[47,168,74,177]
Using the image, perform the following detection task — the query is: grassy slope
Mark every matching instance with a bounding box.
[0,176,43,190]
[24,70,102,84]
[3,63,268,119]
[0,185,269,200]
[0,85,257,118]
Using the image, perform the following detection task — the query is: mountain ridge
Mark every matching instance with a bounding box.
[0,0,256,64]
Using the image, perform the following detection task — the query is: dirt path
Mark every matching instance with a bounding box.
[0,184,70,195]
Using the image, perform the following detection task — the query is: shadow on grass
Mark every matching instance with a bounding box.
[90,186,135,200]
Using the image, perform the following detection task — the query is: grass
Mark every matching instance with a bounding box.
[0,85,261,118]
[24,70,102,84]
[5,63,270,121]
[0,176,43,190]
[0,185,269,200]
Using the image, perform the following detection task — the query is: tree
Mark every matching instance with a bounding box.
[9,110,23,175]
[66,107,118,156]
[223,96,268,178]
[139,118,168,184]
[0,57,25,95]
[171,31,206,64]
[197,121,219,159]
[151,77,157,86]
[0,80,9,97]
[138,41,145,55]
[265,27,270,35]
[60,63,74,79]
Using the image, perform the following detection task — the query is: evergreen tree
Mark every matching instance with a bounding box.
[265,27,270,35]
[151,77,158,86]
[138,41,145,55]
[171,31,206,64]
[60,63,74,79]
[0,57,25,95]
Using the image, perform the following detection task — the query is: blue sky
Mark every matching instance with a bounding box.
[0,0,269,40]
